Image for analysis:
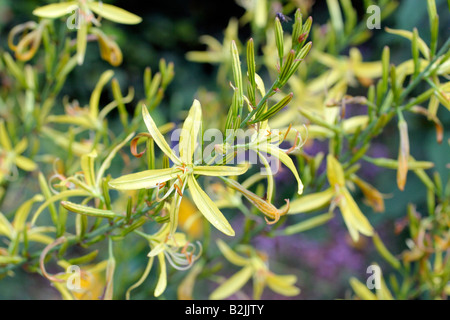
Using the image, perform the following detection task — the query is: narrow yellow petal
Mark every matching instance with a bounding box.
[187,175,235,236]
[109,168,180,190]
[13,138,28,155]
[340,188,374,241]
[326,154,345,187]
[349,277,377,300]
[264,144,303,194]
[32,2,77,18]
[216,239,249,266]
[266,274,300,297]
[180,100,202,164]
[76,21,87,65]
[13,194,44,232]
[88,2,142,24]
[210,265,253,300]
[0,120,12,151]
[397,119,409,191]
[0,211,14,238]
[193,164,249,177]
[142,105,181,165]
[15,156,37,172]
[154,252,167,297]
[287,188,334,214]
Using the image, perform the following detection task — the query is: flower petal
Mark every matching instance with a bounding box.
[339,188,374,242]
[216,239,249,266]
[88,2,142,25]
[264,144,303,194]
[0,120,12,151]
[154,252,167,297]
[266,274,300,297]
[349,277,377,300]
[169,177,187,235]
[142,105,181,165]
[193,164,249,177]
[180,100,202,164]
[326,154,345,187]
[32,2,77,18]
[15,156,37,172]
[109,168,180,190]
[187,175,235,236]
[209,265,253,300]
[287,188,334,214]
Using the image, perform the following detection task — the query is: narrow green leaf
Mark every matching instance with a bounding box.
[89,70,114,118]
[61,201,123,219]
[283,212,334,235]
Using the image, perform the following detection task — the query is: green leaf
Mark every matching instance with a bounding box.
[0,255,23,265]
[96,132,135,187]
[327,0,344,36]
[246,38,256,105]
[274,17,284,66]
[231,40,244,111]
[252,92,293,123]
[283,212,334,235]
[31,189,92,225]
[61,201,123,219]
[88,2,142,25]
[373,233,401,270]
[385,27,430,60]
[90,70,114,118]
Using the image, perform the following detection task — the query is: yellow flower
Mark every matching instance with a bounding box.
[0,120,37,183]
[210,239,300,300]
[327,154,373,242]
[127,224,201,299]
[33,0,141,65]
[110,100,249,236]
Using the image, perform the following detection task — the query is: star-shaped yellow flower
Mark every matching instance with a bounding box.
[109,100,249,236]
